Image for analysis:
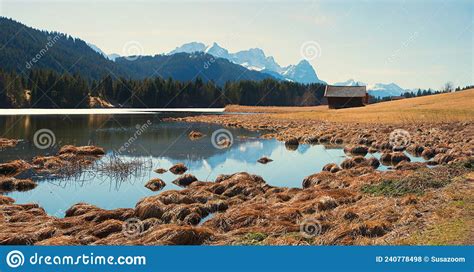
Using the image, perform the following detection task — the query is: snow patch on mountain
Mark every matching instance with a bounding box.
[282,60,326,84]
[334,79,412,98]
[232,48,281,72]
[333,79,366,87]
[169,42,325,84]
[169,42,207,55]
[367,83,408,97]
[87,43,110,59]
[87,43,121,61]
[205,42,231,59]
[107,53,120,61]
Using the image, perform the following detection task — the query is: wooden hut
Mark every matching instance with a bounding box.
[324,85,368,109]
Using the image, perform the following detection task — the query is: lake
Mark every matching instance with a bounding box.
[0,112,426,217]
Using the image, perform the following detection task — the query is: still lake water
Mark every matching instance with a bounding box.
[0,112,426,216]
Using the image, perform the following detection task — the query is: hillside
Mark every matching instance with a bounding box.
[0,17,273,85]
[0,17,122,80]
[115,52,272,86]
[226,89,474,123]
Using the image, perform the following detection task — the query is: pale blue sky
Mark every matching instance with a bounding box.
[1,0,472,89]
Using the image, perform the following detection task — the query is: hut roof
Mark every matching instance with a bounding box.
[324,85,367,97]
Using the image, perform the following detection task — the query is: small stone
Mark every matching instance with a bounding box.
[257,157,273,164]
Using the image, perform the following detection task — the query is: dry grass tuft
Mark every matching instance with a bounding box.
[94,155,152,182]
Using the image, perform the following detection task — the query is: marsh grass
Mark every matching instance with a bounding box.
[361,177,448,197]
[397,179,474,245]
[94,154,152,182]
[236,232,269,245]
[56,157,96,178]
[361,162,471,197]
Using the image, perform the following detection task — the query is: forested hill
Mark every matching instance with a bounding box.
[0,17,326,109]
[0,17,273,84]
[115,53,271,86]
[0,17,122,80]
[0,69,325,108]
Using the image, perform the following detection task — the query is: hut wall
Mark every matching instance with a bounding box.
[327,97,365,109]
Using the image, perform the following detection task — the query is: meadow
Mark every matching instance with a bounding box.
[226,89,474,123]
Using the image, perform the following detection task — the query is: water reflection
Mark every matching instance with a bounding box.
[1,114,426,216]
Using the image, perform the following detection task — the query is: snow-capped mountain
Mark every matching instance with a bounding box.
[232,48,281,72]
[333,79,366,87]
[107,53,121,61]
[87,43,121,61]
[169,42,207,55]
[87,43,109,59]
[168,42,325,84]
[333,79,411,98]
[367,83,408,97]
[205,42,231,59]
[88,41,326,84]
[282,60,324,84]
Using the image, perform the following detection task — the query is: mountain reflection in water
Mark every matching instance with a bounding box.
[0,114,426,216]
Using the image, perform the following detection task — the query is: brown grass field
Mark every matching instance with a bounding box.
[226,89,474,123]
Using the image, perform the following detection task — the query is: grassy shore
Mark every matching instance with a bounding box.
[226,89,474,123]
[396,171,473,245]
[169,90,473,245]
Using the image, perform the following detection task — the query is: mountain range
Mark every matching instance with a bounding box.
[104,42,410,97]
[1,17,413,97]
[167,42,326,84]
[0,17,273,85]
[115,52,271,86]
[333,79,412,98]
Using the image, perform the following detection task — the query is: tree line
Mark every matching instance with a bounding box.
[0,69,326,108]
[368,83,472,104]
